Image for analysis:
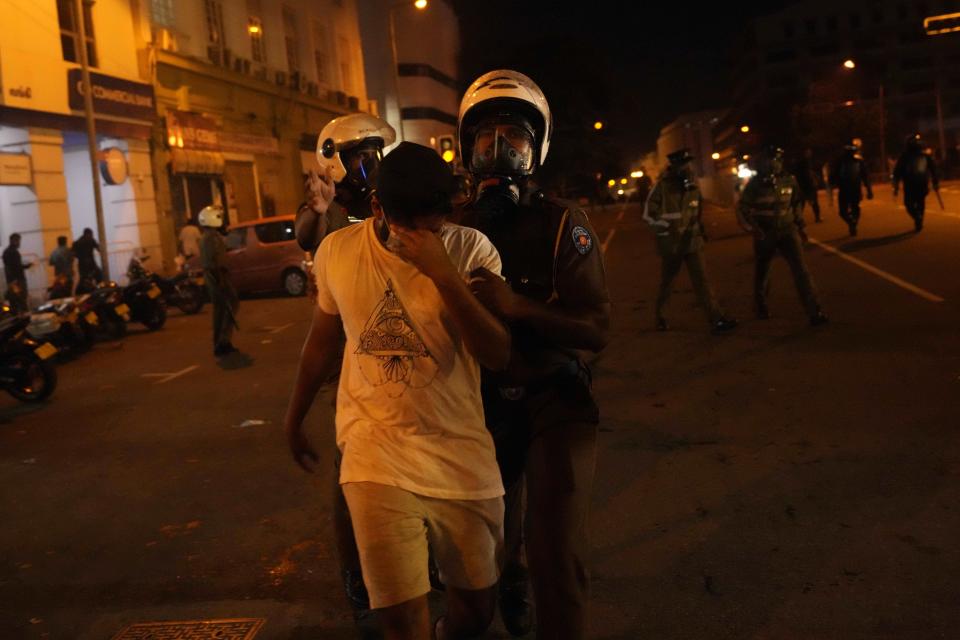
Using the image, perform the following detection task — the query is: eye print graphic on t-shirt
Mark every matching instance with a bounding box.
[356,280,439,397]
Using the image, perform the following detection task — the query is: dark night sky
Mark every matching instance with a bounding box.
[451,0,798,161]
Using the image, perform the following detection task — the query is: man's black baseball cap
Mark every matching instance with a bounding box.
[377,141,455,217]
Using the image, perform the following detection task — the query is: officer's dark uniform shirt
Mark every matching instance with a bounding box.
[466,192,609,386]
[894,151,939,193]
[738,173,804,233]
[2,246,25,284]
[830,153,871,198]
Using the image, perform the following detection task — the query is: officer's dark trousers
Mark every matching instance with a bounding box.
[903,187,927,227]
[754,229,820,317]
[496,386,598,640]
[207,282,238,350]
[837,192,861,226]
[656,250,721,323]
[800,190,821,221]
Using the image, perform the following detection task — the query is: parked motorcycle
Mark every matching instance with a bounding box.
[76,282,129,340]
[28,297,95,357]
[121,277,167,331]
[0,304,58,403]
[127,253,204,315]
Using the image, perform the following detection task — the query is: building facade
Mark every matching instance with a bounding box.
[132,0,371,272]
[358,0,460,157]
[0,0,161,301]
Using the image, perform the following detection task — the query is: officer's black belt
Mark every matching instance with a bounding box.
[499,359,588,401]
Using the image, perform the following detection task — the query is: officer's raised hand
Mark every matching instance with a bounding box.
[470,267,521,319]
[305,166,336,214]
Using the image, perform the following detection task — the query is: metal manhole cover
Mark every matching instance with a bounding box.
[112,618,265,640]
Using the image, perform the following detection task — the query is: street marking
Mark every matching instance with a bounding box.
[141,365,200,385]
[601,207,627,253]
[263,323,293,334]
[808,238,945,303]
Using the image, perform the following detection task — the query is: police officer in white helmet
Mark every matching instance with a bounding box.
[460,70,610,639]
[296,113,396,253]
[198,205,239,356]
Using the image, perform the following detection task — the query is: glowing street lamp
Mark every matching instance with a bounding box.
[630,170,644,178]
[248,23,261,35]
[617,189,625,195]
[593,121,604,131]
[414,0,428,8]
[740,125,750,133]
[843,59,856,69]
[711,152,721,160]
[620,178,628,185]
[607,179,616,187]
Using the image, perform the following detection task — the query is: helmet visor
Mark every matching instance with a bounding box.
[341,142,383,188]
[471,123,535,176]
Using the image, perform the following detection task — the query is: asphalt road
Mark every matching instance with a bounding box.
[2,182,960,639]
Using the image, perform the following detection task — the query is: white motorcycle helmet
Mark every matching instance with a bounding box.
[316,113,396,184]
[197,205,224,228]
[458,70,552,175]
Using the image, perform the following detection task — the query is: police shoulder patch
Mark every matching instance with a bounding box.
[571,225,593,255]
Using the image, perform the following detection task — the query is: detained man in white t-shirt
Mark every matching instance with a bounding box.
[284,142,510,640]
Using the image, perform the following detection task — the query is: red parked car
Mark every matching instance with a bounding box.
[189,215,308,297]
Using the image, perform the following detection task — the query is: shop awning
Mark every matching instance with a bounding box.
[170,148,225,175]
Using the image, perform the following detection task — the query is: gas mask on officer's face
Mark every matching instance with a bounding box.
[471,119,535,222]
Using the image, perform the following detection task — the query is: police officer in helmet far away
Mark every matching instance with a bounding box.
[829,138,873,237]
[459,69,610,640]
[893,133,940,233]
[738,145,829,327]
[643,148,737,334]
[198,205,239,356]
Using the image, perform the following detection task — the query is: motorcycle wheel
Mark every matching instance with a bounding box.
[6,354,57,403]
[175,286,205,315]
[142,303,167,331]
[105,316,127,340]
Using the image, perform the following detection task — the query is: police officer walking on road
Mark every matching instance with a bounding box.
[829,139,873,236]
[738,146,829,326]
[293,112,396,617]
[794,148,822,223]
[295,113,396,253]
[644,148,737,334]
[893,133,940,233]
[459,69,610,640]
[198,205,239,357]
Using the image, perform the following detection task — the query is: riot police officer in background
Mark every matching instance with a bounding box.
[292,113,396,617]
[829,139,873,236]
[198,205,239,356]
[738,146,828,326]
[643,148,737,334]
[460,70,610,639]
[793,148,822,223]
[295,113,396,253]
[893,133,940,232]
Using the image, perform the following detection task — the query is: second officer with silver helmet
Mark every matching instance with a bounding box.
[296,113,396,253]
[461,69,610,639]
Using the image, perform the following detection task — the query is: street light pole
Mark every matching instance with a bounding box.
[879,83,887,176]
[75,0,110,280]
[387,6,406,143]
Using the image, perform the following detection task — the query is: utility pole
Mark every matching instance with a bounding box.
[75,0,110,280]
[935,80,946,161]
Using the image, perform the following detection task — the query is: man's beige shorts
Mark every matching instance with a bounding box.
[342,482,504,609]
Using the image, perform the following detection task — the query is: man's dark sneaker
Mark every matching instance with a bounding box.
[756,303,770,320]
[915,219,923,232]
[655,316,668,331]
[711,317,739,334]
[499,566,533,637]
[342,569,370,613]
[810,310,830,327]
[848,222,858,237]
